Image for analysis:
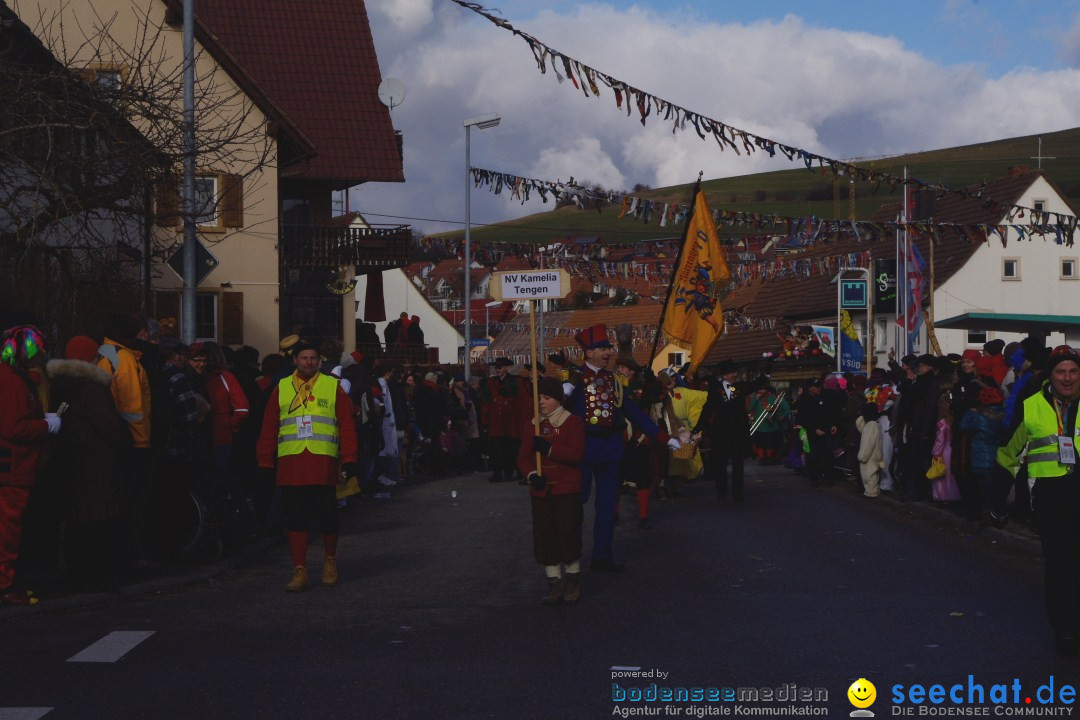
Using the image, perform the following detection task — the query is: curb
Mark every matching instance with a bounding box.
[2,536,277,620]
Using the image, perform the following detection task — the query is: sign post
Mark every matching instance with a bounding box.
[836,267,870,374]
[490,269,571,475]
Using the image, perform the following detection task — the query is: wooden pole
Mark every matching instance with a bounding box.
[528,299,542,475]
[867,250,873,372]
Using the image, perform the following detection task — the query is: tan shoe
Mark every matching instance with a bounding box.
[541,577,563,606]
[321,557,339,587]
[285,566,309,592]
[562,573,581,604]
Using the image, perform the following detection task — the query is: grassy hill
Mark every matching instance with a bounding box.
[446,126,1080,246]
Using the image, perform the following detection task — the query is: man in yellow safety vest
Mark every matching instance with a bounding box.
[257,341,358,592]
[998,344,1080,657]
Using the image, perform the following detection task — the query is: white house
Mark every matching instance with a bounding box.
[354,268,464,364]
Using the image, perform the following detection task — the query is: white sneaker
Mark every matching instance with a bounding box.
[377,475,398,487]
[374,492,392,500]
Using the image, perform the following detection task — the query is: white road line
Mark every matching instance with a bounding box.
[66,631,156,663]
[0,709,53,720]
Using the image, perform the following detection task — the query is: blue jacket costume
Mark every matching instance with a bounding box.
[567,324,660,565]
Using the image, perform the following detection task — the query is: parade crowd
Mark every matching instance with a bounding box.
[1,310,1078,658]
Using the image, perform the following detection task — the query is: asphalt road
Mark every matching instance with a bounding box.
[1,464,1075,720]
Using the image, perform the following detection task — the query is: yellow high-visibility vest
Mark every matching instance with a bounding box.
[998,386,1078,479]
[276,373,340,459]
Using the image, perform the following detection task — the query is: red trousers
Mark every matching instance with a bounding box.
[0,486,31,590]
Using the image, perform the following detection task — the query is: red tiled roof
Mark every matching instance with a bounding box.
[489,305,663,366]
[195,0,404,186]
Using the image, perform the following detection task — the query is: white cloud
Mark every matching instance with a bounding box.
[356,3,1080,235]
[1059,13,1080,67]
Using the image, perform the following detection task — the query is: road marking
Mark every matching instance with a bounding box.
[0,709,53,720]
[67,631,155,663]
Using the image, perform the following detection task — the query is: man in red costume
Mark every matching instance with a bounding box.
[0,321,62,606]
[257,342,358,592]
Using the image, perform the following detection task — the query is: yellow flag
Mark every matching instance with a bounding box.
[660,188,732,375]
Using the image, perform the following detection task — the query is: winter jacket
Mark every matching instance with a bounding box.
[960,404,1006,475]
[518,411,585,496]
[97,337,151,448]
[0,362,49,487]
[46,359,131,522]
[204,368,249,446]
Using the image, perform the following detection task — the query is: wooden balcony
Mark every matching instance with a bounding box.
[280,223,411,270]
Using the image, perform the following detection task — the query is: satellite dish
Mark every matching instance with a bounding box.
[378,77,406,110]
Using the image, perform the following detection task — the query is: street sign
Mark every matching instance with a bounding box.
[167,240,219,286]
[489,269,571,301]
[469,338,490,347]
[840,279,868,309]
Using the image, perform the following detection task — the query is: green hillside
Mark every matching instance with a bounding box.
[446,126,1080,245]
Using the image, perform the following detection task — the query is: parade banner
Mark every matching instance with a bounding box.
[810,325,836,358]
[659,186,732,375]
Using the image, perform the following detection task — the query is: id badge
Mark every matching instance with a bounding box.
[1058,435,1076,465]
[296,416,314,440]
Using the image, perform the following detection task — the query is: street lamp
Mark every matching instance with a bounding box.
[485,299,501,365]
[464,112,501,379]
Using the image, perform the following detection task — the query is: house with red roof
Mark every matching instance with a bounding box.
[15,0,408,354]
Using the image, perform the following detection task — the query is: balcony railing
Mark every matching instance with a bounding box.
[280,223,411,269]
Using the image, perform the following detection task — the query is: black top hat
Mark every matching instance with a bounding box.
[547,351,569,367]
[712,358,737,374]
[493,357,513,368]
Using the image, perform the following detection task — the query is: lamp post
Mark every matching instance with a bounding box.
[463,112,501,379]
[485,299,501,365]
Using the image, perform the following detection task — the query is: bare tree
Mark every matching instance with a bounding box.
[1,0,274,338]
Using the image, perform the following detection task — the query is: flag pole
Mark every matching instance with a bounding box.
[650,171,703,370]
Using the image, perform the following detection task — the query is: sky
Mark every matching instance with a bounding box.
[352,0,1080,236]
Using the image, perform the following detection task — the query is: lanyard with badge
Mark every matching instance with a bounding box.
[296,415,314,440]
[1054,397,1076,465]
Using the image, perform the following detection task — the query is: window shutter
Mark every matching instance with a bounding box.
[221,174,244,228]
[221,291,244,346]
[155,291,180,324]
[155,173,181,227]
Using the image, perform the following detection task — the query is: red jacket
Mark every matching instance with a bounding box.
[518,412,585,497]
[205,369,249,446]
[0,363,49,488]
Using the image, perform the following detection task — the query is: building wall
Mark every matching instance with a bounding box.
[934,176,1080,353]
[354,269,464,364]
[22,0,281,356]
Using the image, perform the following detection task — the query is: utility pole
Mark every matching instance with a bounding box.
[180,0,197,343]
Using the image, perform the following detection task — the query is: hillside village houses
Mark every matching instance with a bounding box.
[11,0,408,355]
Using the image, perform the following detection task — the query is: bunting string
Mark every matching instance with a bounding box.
[451,1,1079,229]
[469,167,1078,247]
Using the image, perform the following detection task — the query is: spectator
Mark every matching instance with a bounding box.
[46,336,131,592]
[960,387,1006,531]
[406,315,425,346]
[0,321,62,606]
[855,402,884,498]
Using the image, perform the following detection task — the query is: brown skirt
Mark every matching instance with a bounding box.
[531,492,582,566]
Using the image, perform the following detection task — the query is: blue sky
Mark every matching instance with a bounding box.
[357,1,1080,234]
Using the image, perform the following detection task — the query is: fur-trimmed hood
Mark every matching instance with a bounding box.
[46,358,112,386]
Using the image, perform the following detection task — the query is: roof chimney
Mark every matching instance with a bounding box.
[1007,165,1032,178]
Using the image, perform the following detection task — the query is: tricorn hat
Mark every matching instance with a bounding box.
[712,358,737,374]
[493,357,513,368]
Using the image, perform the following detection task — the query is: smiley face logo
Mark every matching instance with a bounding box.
[847,678,876,709]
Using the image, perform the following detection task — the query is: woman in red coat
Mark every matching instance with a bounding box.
[518,376,585,606]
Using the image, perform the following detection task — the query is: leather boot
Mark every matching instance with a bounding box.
[562,573,581,604]
[321,557,339,587]
[285,566,309,592]
[541,577,563,606]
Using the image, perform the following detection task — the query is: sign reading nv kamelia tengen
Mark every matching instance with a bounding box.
[490,269,571,301]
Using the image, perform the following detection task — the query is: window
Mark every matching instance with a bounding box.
[194,175,219,227]
[195,293,218,341]
[1062,258,1078,280]
[667,352,684,367]
[1002,258,1020,280]
[967,329,988,346]
[1033,200,1046,213]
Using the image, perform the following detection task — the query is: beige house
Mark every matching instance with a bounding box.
[14,0,408,356]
